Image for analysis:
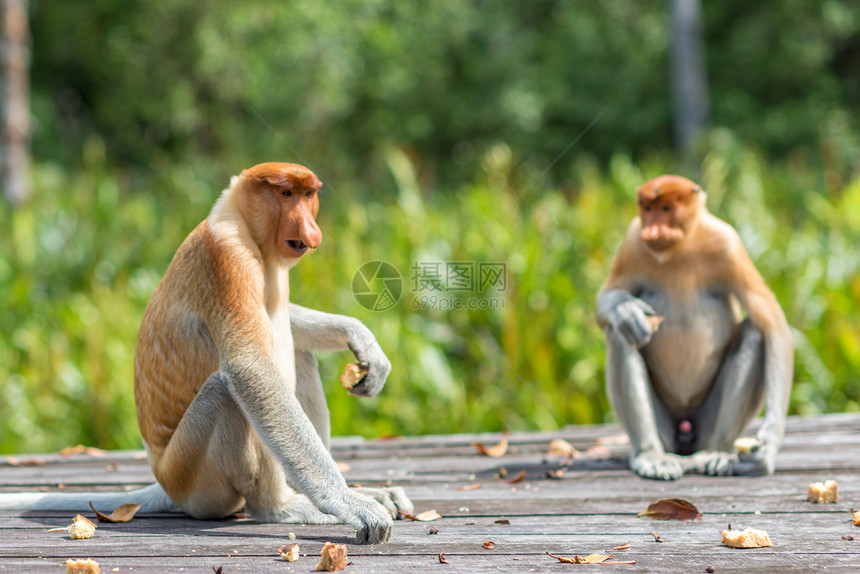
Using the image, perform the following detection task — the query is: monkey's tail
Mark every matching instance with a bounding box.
[0,483,179,513]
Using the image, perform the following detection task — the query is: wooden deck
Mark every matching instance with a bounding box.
[1,413,858,573]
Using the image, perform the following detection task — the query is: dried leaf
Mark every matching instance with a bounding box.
[483,541,496,549]
[851,508,859,526]
[398,509,442,522]
[428,526,439,535]
[506,469,526,484]
[59,445,106,457]
[213,567,223,574]
[585,445,611,460]
[545,551,635,564]
[472,433,508,457]
[456,483,482,491]
[638,498,702,521]
[5,456,46,466]
[547,438,580,458]
[89,501,141,523]
[438,552,449,564]
[652,532,665,543]
[843,534,855,541]
[495,519,511,525]
[606,542,632,552]
[545,467,568,479]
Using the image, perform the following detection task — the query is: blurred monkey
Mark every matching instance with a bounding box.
[597,175,793,480]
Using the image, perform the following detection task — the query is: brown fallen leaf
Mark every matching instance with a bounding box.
[482,541,496,549]
[438,552,450,564]
[59,445,106,457]
[472,433,508,457]
[495,519,511,525]
[606,541,632,552]
[506,469,526,484]
[851,508,859,526]
[652,532,665,543]
[89,501,141,523]
[5,456,46,466]
[638,498,702,521]
[456,483,482,491]
[545,467,568,479]
[428,526,439,535]
[843,534,856,541]
[546,551,636,565]
[398,509,442,522]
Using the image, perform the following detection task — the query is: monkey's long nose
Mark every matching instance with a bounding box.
[299,218,322,250]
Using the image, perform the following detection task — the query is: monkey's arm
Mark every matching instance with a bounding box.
[730,248,794,475]
[289,304,391,398]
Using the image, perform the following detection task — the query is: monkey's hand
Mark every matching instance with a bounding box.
[599,290,659,348]
[347,325,391,398]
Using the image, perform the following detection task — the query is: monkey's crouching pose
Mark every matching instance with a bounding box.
[0,163,412,544]
[597,175,793,480]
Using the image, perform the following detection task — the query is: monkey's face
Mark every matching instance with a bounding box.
[275,186,321,261]
[240,162,323,263]
[636,175,702,252]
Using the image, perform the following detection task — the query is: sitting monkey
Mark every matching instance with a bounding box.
[597,175,794,480]
[0,163,412,543]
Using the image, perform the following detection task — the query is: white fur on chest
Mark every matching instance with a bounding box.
[266,265,296,390]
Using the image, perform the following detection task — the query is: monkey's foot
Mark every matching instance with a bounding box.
[248,494,341,525]
[682,450,737,476]
[734,443,776,476]
[350,486,414,518]
[631,452,684,480]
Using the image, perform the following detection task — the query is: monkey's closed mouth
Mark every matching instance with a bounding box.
[287,240,309,254]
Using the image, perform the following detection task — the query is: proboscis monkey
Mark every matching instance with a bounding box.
[0,163,413,543]
[596,175,794,480]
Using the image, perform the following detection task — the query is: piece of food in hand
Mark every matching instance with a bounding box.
[315,542,348,571]
[808,480,838,504]
[646,315,664,330]
[733,437,760,453]
[67,515,97,539]
[279,543,300,562]
[340,363,368,390]
[721,527,772,548]
[66,558,100,573]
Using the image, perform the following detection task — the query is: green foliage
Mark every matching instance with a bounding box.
[2,139,858,453]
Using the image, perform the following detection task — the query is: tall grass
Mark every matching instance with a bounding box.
[1,136,858,453]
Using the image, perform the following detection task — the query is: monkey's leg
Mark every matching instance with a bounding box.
[605,329,684,480]
[295,350,331,448]
[293,349,414,517]
[154,372,340,525]
[687,319,765,475]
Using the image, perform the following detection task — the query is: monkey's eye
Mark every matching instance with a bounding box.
[282,190,292,197]
[305,191,313,197]
[644,206,651,212]
[662,205,670,212]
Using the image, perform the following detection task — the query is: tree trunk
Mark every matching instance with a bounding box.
[670,0,709,159]
[1,0,30,205]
